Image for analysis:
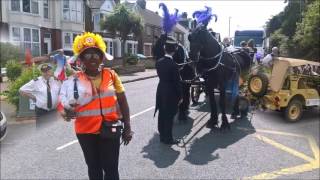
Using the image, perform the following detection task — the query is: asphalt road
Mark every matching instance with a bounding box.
[1,78,319,179]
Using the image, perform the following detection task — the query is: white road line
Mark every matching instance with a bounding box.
[130,106,155,118]
[56,106,155,151]
[56,140,78,151]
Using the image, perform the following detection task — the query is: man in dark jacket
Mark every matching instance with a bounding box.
[155,36,182,145]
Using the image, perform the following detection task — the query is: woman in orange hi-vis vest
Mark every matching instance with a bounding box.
[59,32,132,180]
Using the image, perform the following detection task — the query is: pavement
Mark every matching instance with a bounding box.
[0,69,157,124]
[1,78,319,179]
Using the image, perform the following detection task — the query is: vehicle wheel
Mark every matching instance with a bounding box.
[191,86,201,104]
[284,99,303,122]
[248,73,268,97]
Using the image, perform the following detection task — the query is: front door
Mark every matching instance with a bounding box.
[44,37,52,55]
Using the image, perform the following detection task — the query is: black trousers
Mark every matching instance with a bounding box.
[35,107,57,129]
[179,83,191,113]
[158,108,177,142]
[77,134,120,180]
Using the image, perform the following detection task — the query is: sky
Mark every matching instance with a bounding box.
[128,0,288,39]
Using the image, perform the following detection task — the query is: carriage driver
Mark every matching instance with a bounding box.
[155,36,182,145]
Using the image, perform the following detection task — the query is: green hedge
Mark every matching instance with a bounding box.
[5,60,22,81]
[0,42,23,67]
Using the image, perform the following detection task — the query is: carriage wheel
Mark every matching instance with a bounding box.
[191,86,201,104]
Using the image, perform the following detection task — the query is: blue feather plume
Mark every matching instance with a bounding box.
[159,3,179,33]
[192,6,217,25]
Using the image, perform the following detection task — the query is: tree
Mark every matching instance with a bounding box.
[101,4,143,65]
[0,42,23,67]
[293,0,320,60]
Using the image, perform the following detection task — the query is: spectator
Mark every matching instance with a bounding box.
[19,63,61,128]
[262,47,279,68]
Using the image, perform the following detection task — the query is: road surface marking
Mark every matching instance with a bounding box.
[237,127,306,138]
[247,163,319,179]
[130,106,155,119]
[241,128,320,179]
[254,134,314,163]
[56,140,78,151]
[56,106,155,151]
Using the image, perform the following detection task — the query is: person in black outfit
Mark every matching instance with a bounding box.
[155,37,182,145]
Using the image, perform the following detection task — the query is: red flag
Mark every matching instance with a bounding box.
[25,48,32,65]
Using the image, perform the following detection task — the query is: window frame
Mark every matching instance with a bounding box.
[63,32,81,49]
[43,0,49,19]
[10,26,40,56]
[62,0,83,23]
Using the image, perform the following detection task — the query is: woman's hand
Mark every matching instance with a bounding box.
[122,122,133,145]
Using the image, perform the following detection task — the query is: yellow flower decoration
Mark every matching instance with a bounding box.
[72,32,107,56]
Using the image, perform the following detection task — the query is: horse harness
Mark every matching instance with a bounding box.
[199,43,241,75]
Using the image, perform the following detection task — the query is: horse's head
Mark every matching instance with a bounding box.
[188,25,220,62]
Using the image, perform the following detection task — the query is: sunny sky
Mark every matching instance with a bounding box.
[128,0,287,39]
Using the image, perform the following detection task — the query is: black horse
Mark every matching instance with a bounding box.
[188,25,252,130]
[153,34,195,120]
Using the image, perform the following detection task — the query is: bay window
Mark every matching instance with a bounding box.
[11,26,40,57]
[63,0,83,23]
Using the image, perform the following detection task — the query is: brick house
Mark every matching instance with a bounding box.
[0,0,85,57]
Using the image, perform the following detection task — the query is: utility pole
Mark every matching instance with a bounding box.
[228,16,231,37]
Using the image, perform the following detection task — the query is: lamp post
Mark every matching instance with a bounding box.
[228,16,231,37]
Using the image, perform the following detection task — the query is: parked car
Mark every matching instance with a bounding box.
[247,57,320,122]
[0,111,7,141]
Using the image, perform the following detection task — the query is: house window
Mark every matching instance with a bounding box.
[64,33,72,48]
[108,41,113,55]
[11,0,20,11]
[12,27,21,41]
[23,28,40,56]
[63,32,80,49]
[63,0,82,23]
[43,0,49,19]
[127,43,133,54]
[144,44,152,56]
[146,26,151,36]
[22,0,39,14]
[93,13,101,32]
[11,27,40,56]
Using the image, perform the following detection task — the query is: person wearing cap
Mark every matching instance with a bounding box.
[154,36,182,145]
[240,41,247,48]
[58,32,132,180]
[262,46,279,68]
[19,63,61,126]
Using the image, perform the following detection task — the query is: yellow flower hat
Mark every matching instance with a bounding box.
[72,32,107,56]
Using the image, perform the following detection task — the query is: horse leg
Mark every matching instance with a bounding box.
[178,83,189,121]
[206,85,219,129]
[219,84,230,130]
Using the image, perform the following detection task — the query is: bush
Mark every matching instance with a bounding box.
[0,42,23,67]
[5,60,22,81]
[124,54,139,65]
[3,66,40,110]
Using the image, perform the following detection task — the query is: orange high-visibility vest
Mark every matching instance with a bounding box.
[74,69,120,134]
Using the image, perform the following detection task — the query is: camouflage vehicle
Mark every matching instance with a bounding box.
[247,57,320,122]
